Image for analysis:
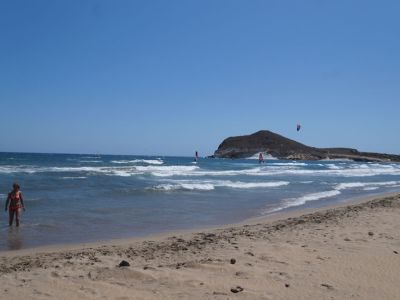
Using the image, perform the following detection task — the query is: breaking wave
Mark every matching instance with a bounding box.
[245,153,278,160]
[111,159,163,165]
[1,160,400,184]
[335,181,399,190]
[270,190,341,213]
[1,162,400,179]
[151,180,290,191]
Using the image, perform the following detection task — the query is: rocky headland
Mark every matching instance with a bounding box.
[213,130,400,162]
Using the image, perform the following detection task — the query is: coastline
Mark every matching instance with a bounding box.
[2,190,398,256]
[2,151,400,253]
[1,192,399,299]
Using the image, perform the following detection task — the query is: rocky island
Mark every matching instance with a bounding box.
[213,130,400,162]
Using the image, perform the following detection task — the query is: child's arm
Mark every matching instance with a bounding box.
[5,193,10,211]
[20,192,25,210]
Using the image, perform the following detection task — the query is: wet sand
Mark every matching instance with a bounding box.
[1,193,400,299]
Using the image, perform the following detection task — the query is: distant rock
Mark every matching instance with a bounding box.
[230,286,244,293]
[213,130,400,162]
[118,260,130,267]
[321,283,334,290]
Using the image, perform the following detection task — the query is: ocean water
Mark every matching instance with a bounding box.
[1,152,400,251]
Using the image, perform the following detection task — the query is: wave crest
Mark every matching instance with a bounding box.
[111,159,163,165]
[150,180,289,191]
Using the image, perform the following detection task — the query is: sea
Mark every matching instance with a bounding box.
[1,152,400,251]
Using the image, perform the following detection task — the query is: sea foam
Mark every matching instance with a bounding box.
[111,159,163,165]
[245,153,278,160]
[335,181,398,190]
[151,180,290,191]
[270,190,341,213]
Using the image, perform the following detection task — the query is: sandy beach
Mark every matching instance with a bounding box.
[1,193,399,300]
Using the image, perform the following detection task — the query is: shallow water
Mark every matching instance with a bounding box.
[1,152,400,250]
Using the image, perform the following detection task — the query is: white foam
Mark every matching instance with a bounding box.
[327,164,343,170]
[267,179,400,214]
[0,164,194,177]
[262,164,400,177]
[363,187,379,191]
[180,163,400,178]
[245,153,278,160]
[0,165,102,174]
[294,190,341,203]
[335,182,367,190]
[111,159,163,165]
[79,160,103,163]
[270,190,341,213]
[111,160,129,163]
[151,180,289,191]
[153,183,215,191]
[1,160,400,182]
[109,170,133,177]
[48,166,103,172]
[335,181,398,191]
[0,166,38,174]
[270,162,308,166]
[135,165,199,177]
[194,167,264,177]
[221,181,289,189]
[0,164,292,177]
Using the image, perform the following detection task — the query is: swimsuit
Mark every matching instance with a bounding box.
[9,192,22,211]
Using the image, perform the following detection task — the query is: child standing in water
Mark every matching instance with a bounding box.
[258,152,264,164]
[5,183,25,227]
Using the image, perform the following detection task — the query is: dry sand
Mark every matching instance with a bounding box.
[1,193,400,299]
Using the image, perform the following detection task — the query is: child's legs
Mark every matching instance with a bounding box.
[9,209,14,226]
[15,209,21,226]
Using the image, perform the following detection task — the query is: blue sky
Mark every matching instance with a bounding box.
[1,0,399,156]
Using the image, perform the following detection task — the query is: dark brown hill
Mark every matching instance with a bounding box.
[213,130,400,162]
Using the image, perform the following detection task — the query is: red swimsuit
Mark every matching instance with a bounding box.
[9,192,22,211]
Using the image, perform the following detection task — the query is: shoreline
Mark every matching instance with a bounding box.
[1,192,399,299]
[1,190,399,256]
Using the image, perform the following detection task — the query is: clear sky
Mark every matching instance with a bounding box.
[1,0,399,156]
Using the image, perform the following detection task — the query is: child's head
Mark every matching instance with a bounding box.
[12,183,20,191]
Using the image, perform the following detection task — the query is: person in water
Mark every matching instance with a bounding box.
[5,183,25,227]
[258,152,264,164]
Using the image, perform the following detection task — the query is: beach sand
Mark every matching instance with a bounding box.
[1,193,400,299]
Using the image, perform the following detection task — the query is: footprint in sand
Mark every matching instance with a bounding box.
[91,267,156,284]
[269,271,291,281]
[235,271,250,279]
[259,255,289,265]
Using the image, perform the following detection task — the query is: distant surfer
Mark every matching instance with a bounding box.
[5,183,25,227]
[195,151,199,162]
[258,152,264,164]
